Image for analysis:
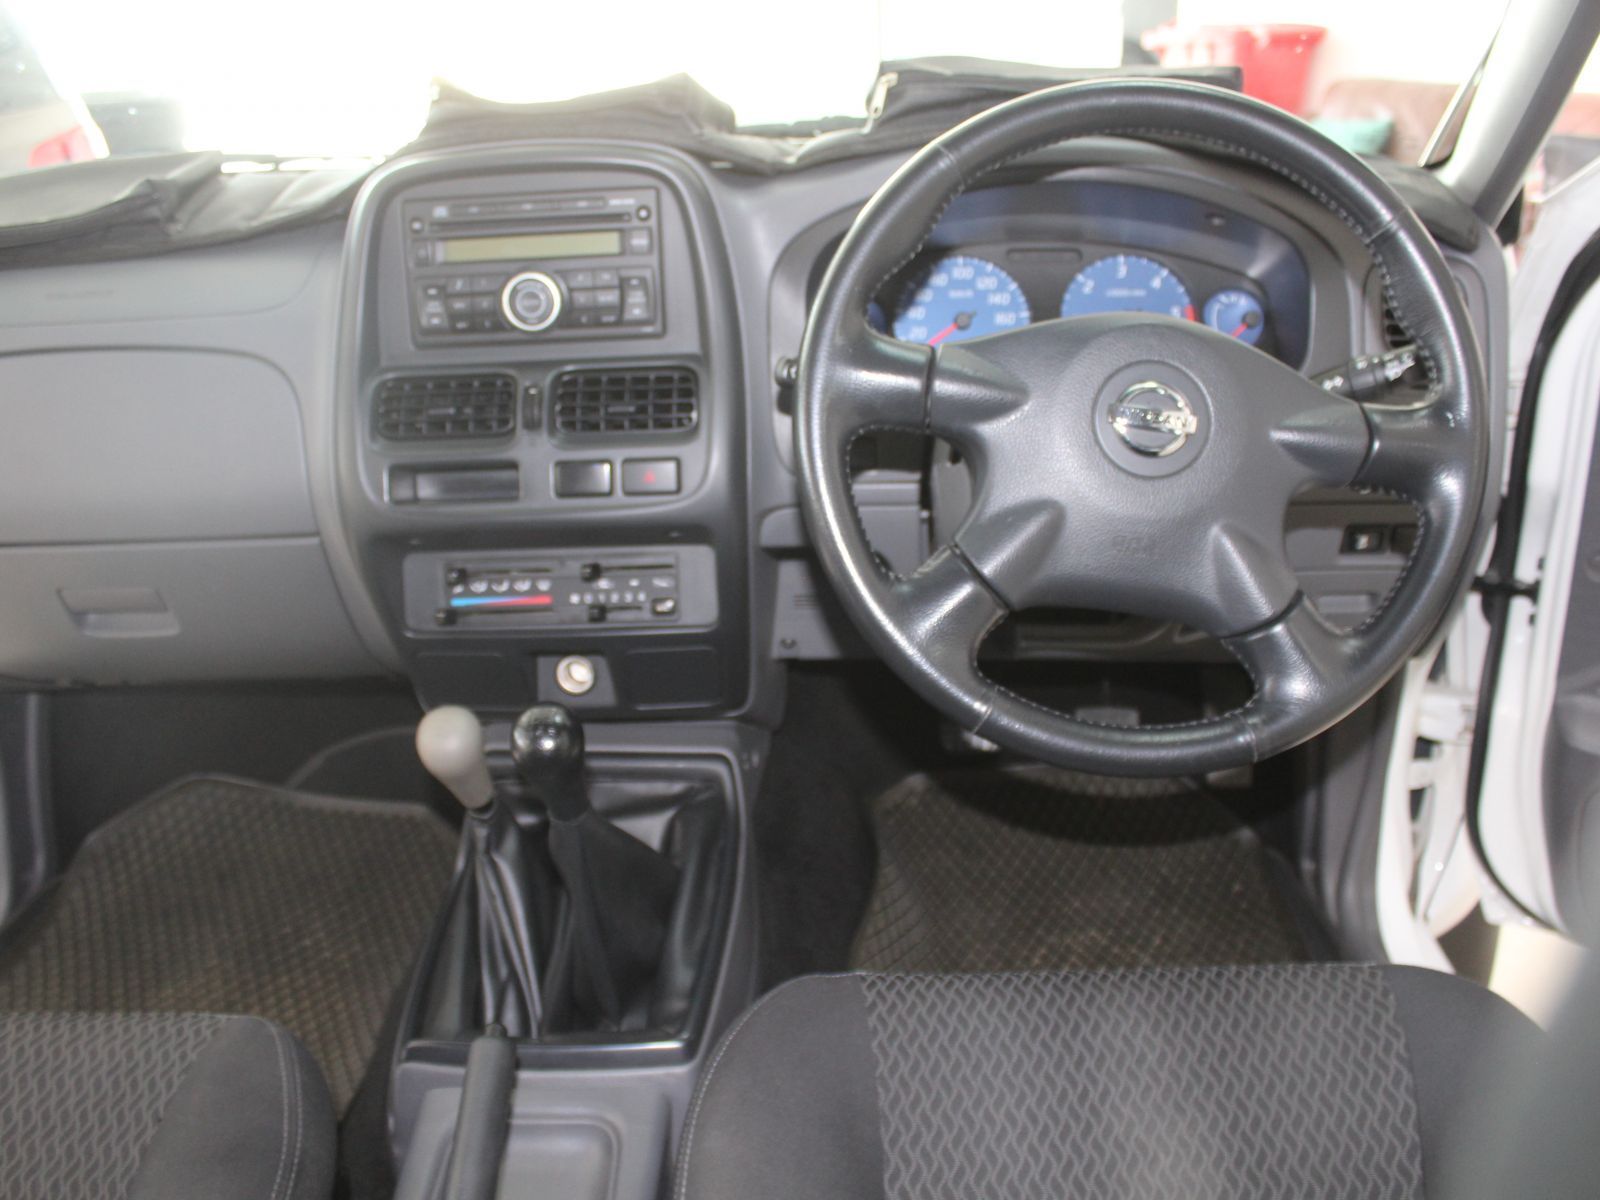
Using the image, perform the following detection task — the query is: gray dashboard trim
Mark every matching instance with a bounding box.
[0,347,316,544]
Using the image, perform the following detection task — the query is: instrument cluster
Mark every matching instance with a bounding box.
[877,245,1273,356]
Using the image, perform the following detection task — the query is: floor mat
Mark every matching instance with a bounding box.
[0,777,457,1113]
[850,765,1310,972]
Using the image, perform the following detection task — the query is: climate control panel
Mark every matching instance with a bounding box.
[401,545,717,634]
[439,559,679,626]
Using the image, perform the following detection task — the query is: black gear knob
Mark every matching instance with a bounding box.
[510,703,588,820]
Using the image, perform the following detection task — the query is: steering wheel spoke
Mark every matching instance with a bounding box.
[1224,598,1354,719]
[879,547,1009,714]
[1354,399,1469,501]
[926,342,1032,445]
[805,325,933,452]
[1223,346,1376,489]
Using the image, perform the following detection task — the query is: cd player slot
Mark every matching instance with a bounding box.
[427,211,631,232]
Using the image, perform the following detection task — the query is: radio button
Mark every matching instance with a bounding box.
[595,268,620,287]
[593,287,622,308]
[470,295,494,314]
[446,297,472,315]
[625,228,653,254]
[471,274,501,293]
[501,271,563,333]
[450,316,474,333]
[566,270,595,289]
[571,289,598,309]
[446,276,473,294]
[422,282,445,299]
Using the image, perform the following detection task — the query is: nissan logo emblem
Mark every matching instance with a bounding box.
[1108,381,1199,457]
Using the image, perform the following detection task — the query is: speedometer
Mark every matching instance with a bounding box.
[1060,254,1194,320]
[891,255,1030,345]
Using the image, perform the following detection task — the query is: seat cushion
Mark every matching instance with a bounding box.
[0,1012,335,1200]
[676,965,1540,1200]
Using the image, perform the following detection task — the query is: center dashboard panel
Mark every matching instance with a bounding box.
[337,147,748,719]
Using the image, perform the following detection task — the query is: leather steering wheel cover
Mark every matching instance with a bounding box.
[796,79,1488,775]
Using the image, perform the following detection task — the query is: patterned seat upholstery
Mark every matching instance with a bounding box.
[676,965,1538,1200]
[0,1012,334,1200]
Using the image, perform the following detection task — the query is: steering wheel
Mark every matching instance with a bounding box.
[796,80,1489,776]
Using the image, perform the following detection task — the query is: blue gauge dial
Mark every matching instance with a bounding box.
[1203,288,1266,345]
[1060,254,1194,320]
[892,255,1030,344]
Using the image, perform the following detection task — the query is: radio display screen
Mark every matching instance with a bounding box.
[439,230,623,264]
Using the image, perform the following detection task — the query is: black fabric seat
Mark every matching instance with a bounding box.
[0,1011,335,1200]
[677,964,1539,1200]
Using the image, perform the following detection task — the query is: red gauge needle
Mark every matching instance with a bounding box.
[1230,321,1251,338]
[927,312,975,346]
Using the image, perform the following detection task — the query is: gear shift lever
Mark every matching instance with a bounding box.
[511,704,680,1030]
[418,706,544,1036]
[416,706,494,812]
[508,704,587,820]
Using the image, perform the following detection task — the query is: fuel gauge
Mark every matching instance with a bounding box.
[1203,289,1266,346]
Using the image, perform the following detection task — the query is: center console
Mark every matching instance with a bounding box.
[332,144,759,1200]
[391,709,759,1200]
[335,145,750,722]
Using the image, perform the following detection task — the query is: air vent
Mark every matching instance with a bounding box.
[374,374,517,440]
[552,367,698,436]
[1381,300,1411,350]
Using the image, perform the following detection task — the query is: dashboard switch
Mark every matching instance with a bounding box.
[621,458,680,496]
[553,461,612,498]
[1342,526,1387,555]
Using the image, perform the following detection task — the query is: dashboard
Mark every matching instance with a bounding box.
[0,134,1509,724]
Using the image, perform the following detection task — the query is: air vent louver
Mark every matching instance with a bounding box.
[375,374,517,440]
[1381,301,1411,351]
[552,367,698,436]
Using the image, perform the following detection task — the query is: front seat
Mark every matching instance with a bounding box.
[0,1011,335,1200]
[677,964,1538,1199]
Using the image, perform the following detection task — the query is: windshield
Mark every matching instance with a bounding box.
[0,0,1577,172]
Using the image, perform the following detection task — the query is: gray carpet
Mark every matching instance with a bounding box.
[851,765,1309,972]
[0,777,457,1113]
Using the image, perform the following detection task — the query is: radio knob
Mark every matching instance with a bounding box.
[500,271,563,333]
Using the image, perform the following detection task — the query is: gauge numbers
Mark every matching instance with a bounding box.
[892,254,1031,345]
[1060,253,1195,320]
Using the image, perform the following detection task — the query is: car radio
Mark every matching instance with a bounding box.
[404,187,664,342]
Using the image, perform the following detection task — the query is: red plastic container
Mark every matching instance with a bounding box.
[1143,23,1327,115]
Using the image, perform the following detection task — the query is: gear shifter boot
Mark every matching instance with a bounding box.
[512,705,680,1030]
[419,706,546,1036]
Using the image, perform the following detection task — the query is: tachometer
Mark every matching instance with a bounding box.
[1060,254,1194,320]
[892,255,1030,344]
